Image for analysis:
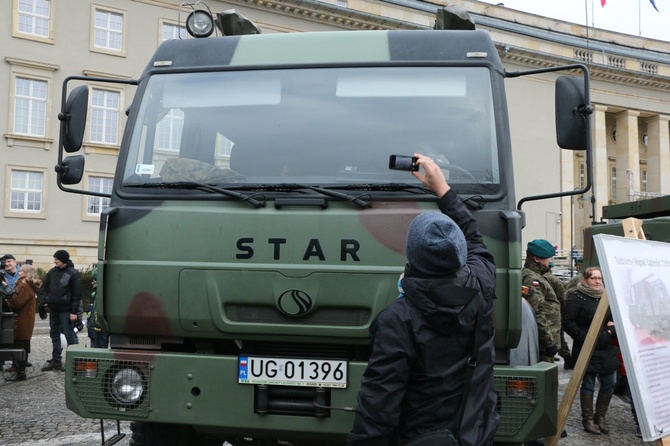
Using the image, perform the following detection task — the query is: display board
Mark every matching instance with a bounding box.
[593,233,670,442]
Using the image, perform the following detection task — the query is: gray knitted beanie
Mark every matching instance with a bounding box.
[406,212,467,277]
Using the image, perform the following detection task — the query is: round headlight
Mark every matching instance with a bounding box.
[186,10,214,38]
[110,368,145,405]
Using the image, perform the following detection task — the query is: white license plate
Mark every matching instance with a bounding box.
[238,356,347,388]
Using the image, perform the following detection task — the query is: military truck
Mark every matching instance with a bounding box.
[55,7,593,446]
[584,196,670,249]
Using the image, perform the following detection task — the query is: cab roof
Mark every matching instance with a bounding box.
[144,29,501,75]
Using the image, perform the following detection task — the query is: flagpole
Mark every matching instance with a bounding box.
[591,0,595,27]
[639,0,642,36]
[584,0,589,36]
[585,0,590,67]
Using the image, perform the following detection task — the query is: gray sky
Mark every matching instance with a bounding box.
[479,0,668,42]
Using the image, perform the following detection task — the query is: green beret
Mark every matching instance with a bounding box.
[527,239,555,259]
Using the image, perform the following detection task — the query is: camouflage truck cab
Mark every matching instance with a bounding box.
[56,10,592,445]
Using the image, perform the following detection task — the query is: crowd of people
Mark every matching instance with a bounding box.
[522,242,642,440]
[1,250,107,381]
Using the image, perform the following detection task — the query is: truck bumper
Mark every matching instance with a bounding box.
[64,348,556,443]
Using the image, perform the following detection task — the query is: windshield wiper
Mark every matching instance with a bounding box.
[333,184,485,210]
[227,183,371,209]
[125,182,265,208]
[295,184,371,209]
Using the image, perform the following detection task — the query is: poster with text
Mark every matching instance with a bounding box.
[594,234,670,442]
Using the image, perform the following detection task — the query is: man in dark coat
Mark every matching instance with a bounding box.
[40,250,82,371]
[347,154,499,446]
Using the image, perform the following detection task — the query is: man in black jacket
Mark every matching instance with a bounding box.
[40,250,82,371]
[347,154,499,446]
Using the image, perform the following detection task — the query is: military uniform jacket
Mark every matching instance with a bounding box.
[522,261,561,354]
[347,190,499,446]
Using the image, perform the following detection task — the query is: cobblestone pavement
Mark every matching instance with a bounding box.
[0,329,132,446]
[0,328,651,445]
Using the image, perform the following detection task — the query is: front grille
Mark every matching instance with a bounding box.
[71,357,152,418]
[494,375,537,436]
[225,304,370,326]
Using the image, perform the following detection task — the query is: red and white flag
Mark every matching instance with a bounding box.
[601,0,606,6]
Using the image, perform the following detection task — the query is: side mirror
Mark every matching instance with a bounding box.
[555,76,591,150]
[56,155,85,185]
[61,85,89,153]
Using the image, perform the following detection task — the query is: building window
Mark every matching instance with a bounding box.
[86,176,112,215]
[90,88,120,145]
[10,170,43,212]
[17,0,50,37]
[579,161,585,189]
[13,77,47,136]
[162,22,187,41]
[641,169,647,193]
[157,109,184,151]
[91,7,126,55]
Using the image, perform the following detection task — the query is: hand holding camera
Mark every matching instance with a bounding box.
[389,153,450,197]
[388,155,419,172]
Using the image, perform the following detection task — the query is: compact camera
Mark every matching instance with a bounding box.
[388,155,419,172]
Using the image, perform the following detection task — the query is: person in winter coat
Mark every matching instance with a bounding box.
[562,266,619,436]
[347,154,499,446]
[40,249,82,372]
[3,265,42,381]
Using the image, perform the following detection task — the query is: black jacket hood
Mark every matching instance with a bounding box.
[402,266,483,336]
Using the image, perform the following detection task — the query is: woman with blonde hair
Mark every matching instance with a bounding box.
[562,266,619,435]
[4,264,42,381]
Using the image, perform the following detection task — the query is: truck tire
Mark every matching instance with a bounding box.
[129,421,206,446]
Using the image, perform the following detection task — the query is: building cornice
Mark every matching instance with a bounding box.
[235,0,422,30]
[500,45,670,92]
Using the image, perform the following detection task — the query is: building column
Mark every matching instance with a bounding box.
[615,110,640,203]
[645,115,670,195]
[560,149,575,252]
[592,105,609,223]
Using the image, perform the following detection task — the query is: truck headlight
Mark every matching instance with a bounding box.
[110,368,145,405]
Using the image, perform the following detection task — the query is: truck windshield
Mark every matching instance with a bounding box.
[122,66,501,195]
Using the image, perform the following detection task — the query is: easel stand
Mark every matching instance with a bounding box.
[546,217,662,445]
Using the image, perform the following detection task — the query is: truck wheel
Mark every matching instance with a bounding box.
[129,421,206,446]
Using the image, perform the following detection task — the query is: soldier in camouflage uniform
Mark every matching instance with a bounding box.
[544,266,573,369]
[522,239,561,363]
